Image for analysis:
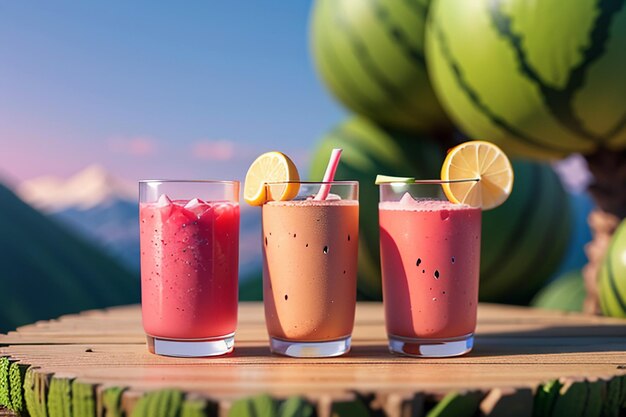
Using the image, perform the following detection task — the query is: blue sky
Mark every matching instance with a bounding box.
[0,1,345,184]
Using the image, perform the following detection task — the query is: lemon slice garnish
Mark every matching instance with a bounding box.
[244,151,300,206]
[441,141,514,210]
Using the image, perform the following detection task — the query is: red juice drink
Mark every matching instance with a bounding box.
[139,180,239,357]
[379,182,481,357]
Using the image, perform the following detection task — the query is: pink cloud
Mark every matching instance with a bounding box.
[108,136,156,156]
[191,140,236,161]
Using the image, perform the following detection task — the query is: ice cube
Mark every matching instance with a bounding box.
[184,198,209,217]
[156,194,173,207]
[308,193,342,200]
[155,194,174,217]
[214,202,233,219]
[184,198,206,209]
[399,192,418,206]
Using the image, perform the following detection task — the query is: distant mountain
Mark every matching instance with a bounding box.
[17,165,141,270]
[18,164,135,211]
[53,200,140,271]
[0,182,140,332]
[17,166,264,286]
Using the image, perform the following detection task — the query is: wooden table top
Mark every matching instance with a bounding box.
[1,302,626,417]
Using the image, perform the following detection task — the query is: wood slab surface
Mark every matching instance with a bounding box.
[1,302,626,417]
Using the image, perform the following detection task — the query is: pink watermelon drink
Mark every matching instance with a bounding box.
[139,180,239,357]
[378,181,481,357]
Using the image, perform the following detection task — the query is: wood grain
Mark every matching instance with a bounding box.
[1,302,626,416]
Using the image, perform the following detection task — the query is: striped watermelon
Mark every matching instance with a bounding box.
[425,0,626,159]
[531,270,585,312]
[309,118,443,299]
[310,119,572,303]
[480,160,572,304]
[310,0,453,134]
[599,219,626,317]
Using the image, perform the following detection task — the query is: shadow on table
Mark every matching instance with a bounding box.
[225,318,626,359]
[230,323,626,359]
[470,323,626,358]
[227,344,390,358]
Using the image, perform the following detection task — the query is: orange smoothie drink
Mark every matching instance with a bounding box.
[378,181,481,357]
[139,180,239,357]
[262,181,358,357]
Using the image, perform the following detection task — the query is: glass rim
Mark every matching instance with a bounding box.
[265,180,358,186]
[139,179,240,185]
[377,178,480,186]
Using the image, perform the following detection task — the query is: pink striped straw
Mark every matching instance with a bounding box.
[315,148,343,200]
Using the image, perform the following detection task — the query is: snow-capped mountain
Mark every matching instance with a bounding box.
[17,165,136,211]
[16,166,262,280]
[16,166,141,269]
[0,181,140,331]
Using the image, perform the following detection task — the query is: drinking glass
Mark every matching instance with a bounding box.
[139,180,239,357]
[378,180,481,357]
[262,181,358,357]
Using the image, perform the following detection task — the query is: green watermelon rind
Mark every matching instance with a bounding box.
[424,0,626,159]
[531,270,585,313]
[310,0,453,134]
[600,220,626,318]
[478,160,573,304]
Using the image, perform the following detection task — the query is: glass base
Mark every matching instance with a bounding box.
[147,333,234,357]
[388,333,473,358]
[270,336,351,358]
